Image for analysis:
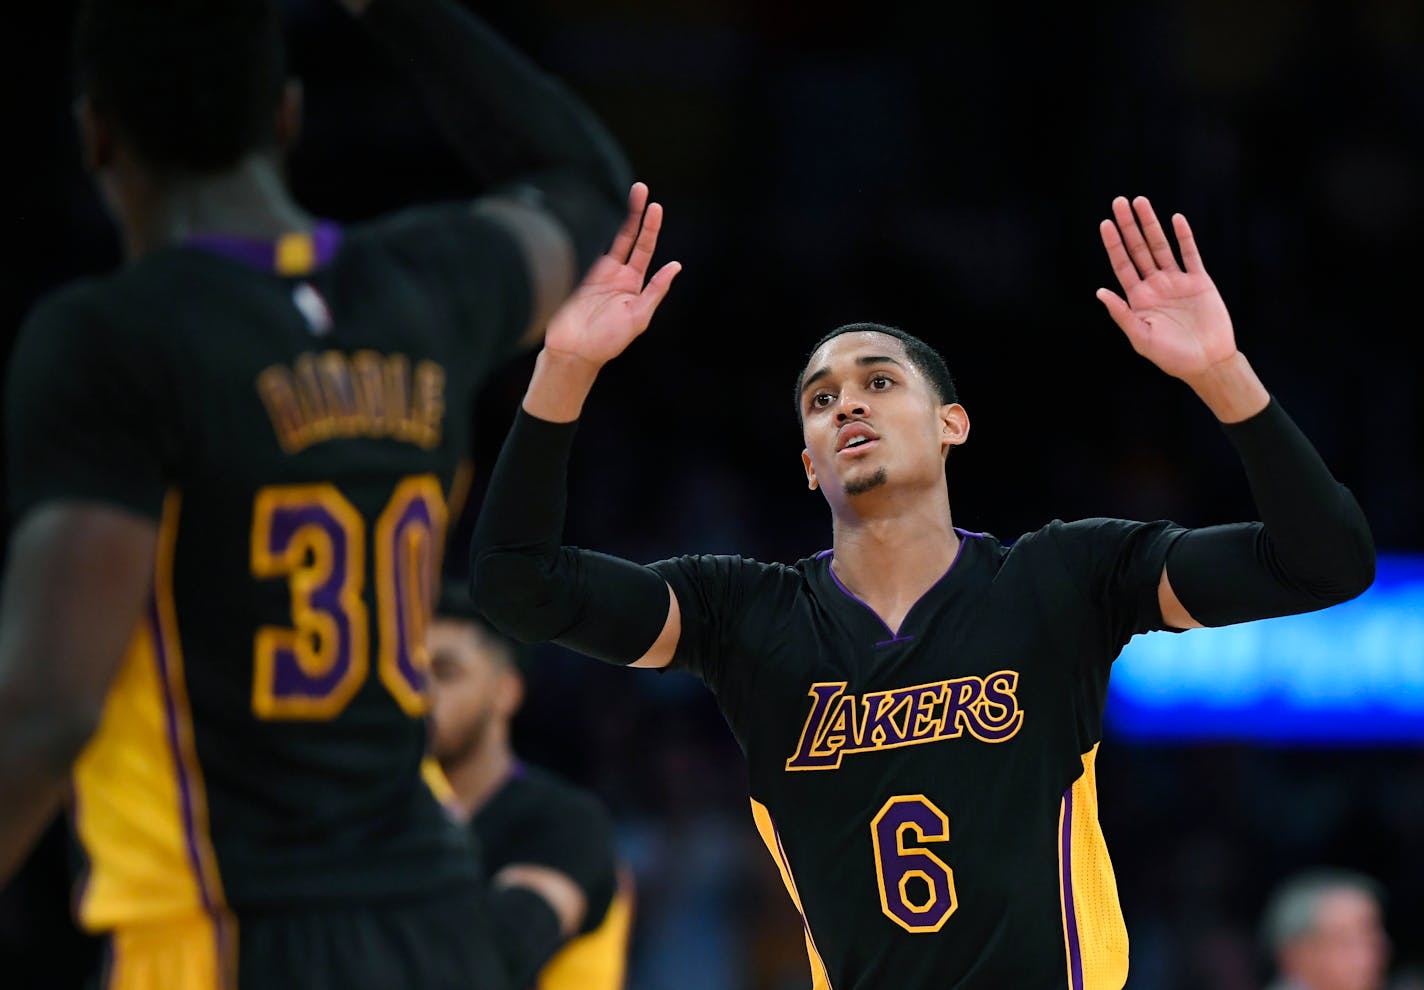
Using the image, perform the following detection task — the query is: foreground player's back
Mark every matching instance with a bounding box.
[10,206,529,927]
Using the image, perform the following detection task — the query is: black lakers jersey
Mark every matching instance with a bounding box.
[473,763,629,990]
[6,206,531,929]
[651,519,1186,990]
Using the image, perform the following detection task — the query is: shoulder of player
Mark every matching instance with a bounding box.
[12,276,154,373]
[344,201,516,264]
[1008,517,1120,552]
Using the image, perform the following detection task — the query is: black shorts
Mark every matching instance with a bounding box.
[94,884,510,990]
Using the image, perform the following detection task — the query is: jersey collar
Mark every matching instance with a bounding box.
[182,221,343,276]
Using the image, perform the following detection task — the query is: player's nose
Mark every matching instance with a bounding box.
[835,393,868,422]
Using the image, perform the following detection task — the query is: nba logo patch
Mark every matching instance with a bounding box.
[292,283,333,337]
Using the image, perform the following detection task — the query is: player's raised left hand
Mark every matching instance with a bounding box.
[1096,196,1238,383]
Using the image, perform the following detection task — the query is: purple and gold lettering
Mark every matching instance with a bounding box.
[785,683,851,771]
[785,671,1026,771]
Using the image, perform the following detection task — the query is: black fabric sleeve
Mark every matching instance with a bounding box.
[490,884,565,989]
[1047,518,1189,654]
[358,0,630,270]
[646,555,765,687]
[6,290,173,523]
[469,410,670,663]
[1164,398,1376,626]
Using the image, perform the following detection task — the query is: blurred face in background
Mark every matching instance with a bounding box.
[1280,887,1389,990]
[427,617,520,765]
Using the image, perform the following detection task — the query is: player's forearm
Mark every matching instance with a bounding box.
[523,348,601,423]
[489,884,566,987]
[469,404,668,662]
[358,0,630,199]
[1165,396,1376,625]
[1181,350,1270,424]
[0,707,92,884]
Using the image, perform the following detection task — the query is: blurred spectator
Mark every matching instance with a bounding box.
[1262,869,1390,990]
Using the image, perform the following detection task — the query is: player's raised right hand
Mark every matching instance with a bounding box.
[542,183,681,370]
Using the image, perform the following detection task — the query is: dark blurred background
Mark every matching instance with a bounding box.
[4,1,1423,987]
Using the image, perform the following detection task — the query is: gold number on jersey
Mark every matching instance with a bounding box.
[374,476,448,716]
[250,476,445,720]
[870,794,958,933]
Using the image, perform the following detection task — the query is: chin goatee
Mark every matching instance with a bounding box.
[845,467,888,496]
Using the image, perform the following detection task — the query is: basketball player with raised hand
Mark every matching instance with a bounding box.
[469,195,1374,988]
[0,0,640,985]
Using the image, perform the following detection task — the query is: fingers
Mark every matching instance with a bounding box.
[1095,287,1138,337]
[626,200,664,279]
[1111,196,1157,278]
[608,182,649,263]
[1172,212,1204,273]
[631,261,682,328]
[1099,220,1141,293]
[1132,196,1180,272]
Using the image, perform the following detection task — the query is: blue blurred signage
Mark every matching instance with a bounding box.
[1107,555,1424,743]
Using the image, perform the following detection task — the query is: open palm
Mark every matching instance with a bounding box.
[1096,196,1238,382]
[544,183,681,369]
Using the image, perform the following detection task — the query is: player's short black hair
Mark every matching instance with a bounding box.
[436,579,528,673]
[75,0,287,173]
[794,322,958,424]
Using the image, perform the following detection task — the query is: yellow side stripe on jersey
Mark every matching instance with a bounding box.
[537,871,635,990]
[105,910,238,990]
[73,491,227,933]
[750,798,833,990]
[1058,743,1129,990]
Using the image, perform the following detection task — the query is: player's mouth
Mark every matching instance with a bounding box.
[836,423,881,457]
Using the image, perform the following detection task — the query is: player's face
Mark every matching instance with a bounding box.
[1284,888,1389,990]
[798,332,968,507]
[426,618,519,764]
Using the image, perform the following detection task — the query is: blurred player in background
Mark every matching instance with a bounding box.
[0,0,637,984]
[467,195,1374,989]
[428,581,632,990]
[1262,870,1390,990]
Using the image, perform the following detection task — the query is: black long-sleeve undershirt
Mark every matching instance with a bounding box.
[1164,398,1375,625]
[470,398,1376,661]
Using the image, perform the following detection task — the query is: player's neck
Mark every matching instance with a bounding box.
[120,153,313,259]
[829,495,959,636]
[441,736,517,822]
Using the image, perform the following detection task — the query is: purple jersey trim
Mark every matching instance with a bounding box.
[1060,787,1085,990]
[820,530,979,644]
[184,220,343,272]
[770,811,834,990]
[149,597,218,916]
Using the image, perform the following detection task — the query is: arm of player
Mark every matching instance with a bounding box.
[340,0,632,342]
[469,192,684,669]
[0,505,157,884]
[484,865,587,987]
[1096,196,1375,629]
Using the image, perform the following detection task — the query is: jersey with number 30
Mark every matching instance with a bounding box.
[651,519,1185,990]
[6,206,531,930]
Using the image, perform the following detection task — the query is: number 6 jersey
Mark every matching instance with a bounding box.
[650,519,1186,990]
[6,205,532,930]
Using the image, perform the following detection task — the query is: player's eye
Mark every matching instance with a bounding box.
[869,375,893,391]
[811,392,835,409]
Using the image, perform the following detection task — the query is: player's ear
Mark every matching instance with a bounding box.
[496,667,523,719]
[940,403,969,456]
[801,448,819,491]
[75,97,113,173]
[275,79,303,151]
